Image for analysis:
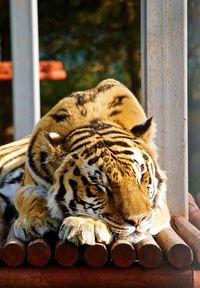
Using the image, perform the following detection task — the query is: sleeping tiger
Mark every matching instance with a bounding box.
[0,79,170,245]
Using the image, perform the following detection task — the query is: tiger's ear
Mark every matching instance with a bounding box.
[131,117,155,142]
[42,131,65,148]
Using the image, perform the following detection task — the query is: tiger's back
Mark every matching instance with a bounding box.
[0,136,30,221]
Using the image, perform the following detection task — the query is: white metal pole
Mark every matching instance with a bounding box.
[10,0,40,139]
[141,0,188,217]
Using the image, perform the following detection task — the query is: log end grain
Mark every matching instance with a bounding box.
[168,243,193,269]
[156,227,193,269]
[111,240,136,268]
[137,243,163,268]
[27,239,51,267]
[84,243,108,268]
[2,241,26,267]
[55,241,79,267]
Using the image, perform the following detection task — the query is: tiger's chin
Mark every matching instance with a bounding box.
[116,230,148,244]
[110,222,152,244]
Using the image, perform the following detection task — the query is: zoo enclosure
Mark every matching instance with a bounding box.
[10,0,187,217]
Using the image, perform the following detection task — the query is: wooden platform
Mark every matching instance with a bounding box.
[0,264,199,288]
[0,193,200,287]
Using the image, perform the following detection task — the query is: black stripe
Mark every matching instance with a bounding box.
[73,92,96,106]
[59,203,70,217]
[112,150,134,155]
[66,127,93,139]
[73,166,80,176]
[142,153,149,161]
[40,151,50,177]
[66,122,112,140]
[50,114,68,122]
[3,170,24,184]
[99,164,104,171]
[69,200,77,211]
[0,151,26,173]
[86,187,94,198]
[109,95,128,108]
[69,179,78,194]
[87,151,107,166]
[95,83,115,94]
[28,132,51,184]
[71,153,79,160]
[28,134,39,176]
[104,140,131,148]
[55,176,66,202]
[67,134,93,151]
[70,140,92,153]
[110,110,121,117]
[50,108,70,122]
[88,156,100,166]
[99,129,130,137]
[81,175,89,185]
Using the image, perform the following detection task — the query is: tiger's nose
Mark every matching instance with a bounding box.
[125,217,143,227]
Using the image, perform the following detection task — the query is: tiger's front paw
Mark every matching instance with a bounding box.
[59,216,112,246]
[14,215,60,242]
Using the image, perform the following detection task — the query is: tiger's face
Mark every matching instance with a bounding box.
[47,120,166,243]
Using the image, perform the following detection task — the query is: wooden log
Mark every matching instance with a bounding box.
[83,243,108,268]
[172,215,200,264]
[2,223,26,267]
[156,227,193,268]
[27,239,51,267]
[193,268,200,288]
[111,240,136,268]
[55,240,79,267]
[0,219,8,259]
[188,193,200,231]
[135,234,163,268]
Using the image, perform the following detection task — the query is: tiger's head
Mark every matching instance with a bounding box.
[46,117,167,243]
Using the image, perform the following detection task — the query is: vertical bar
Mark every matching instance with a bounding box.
[10,0,40,139]
[141,0,188,216]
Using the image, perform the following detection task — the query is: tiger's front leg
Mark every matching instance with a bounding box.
[59,216,112,246]
[14,185,60,242]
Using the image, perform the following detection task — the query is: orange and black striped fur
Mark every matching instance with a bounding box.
[0,79,170,245]
[0,137,30,222]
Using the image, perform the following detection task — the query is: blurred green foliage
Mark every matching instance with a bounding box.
[38,0,141,115]
[0,0,140,143]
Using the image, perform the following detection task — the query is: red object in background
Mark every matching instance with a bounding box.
[0,61,67,80]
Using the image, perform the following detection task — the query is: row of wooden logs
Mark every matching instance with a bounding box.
[0,193,200,269]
